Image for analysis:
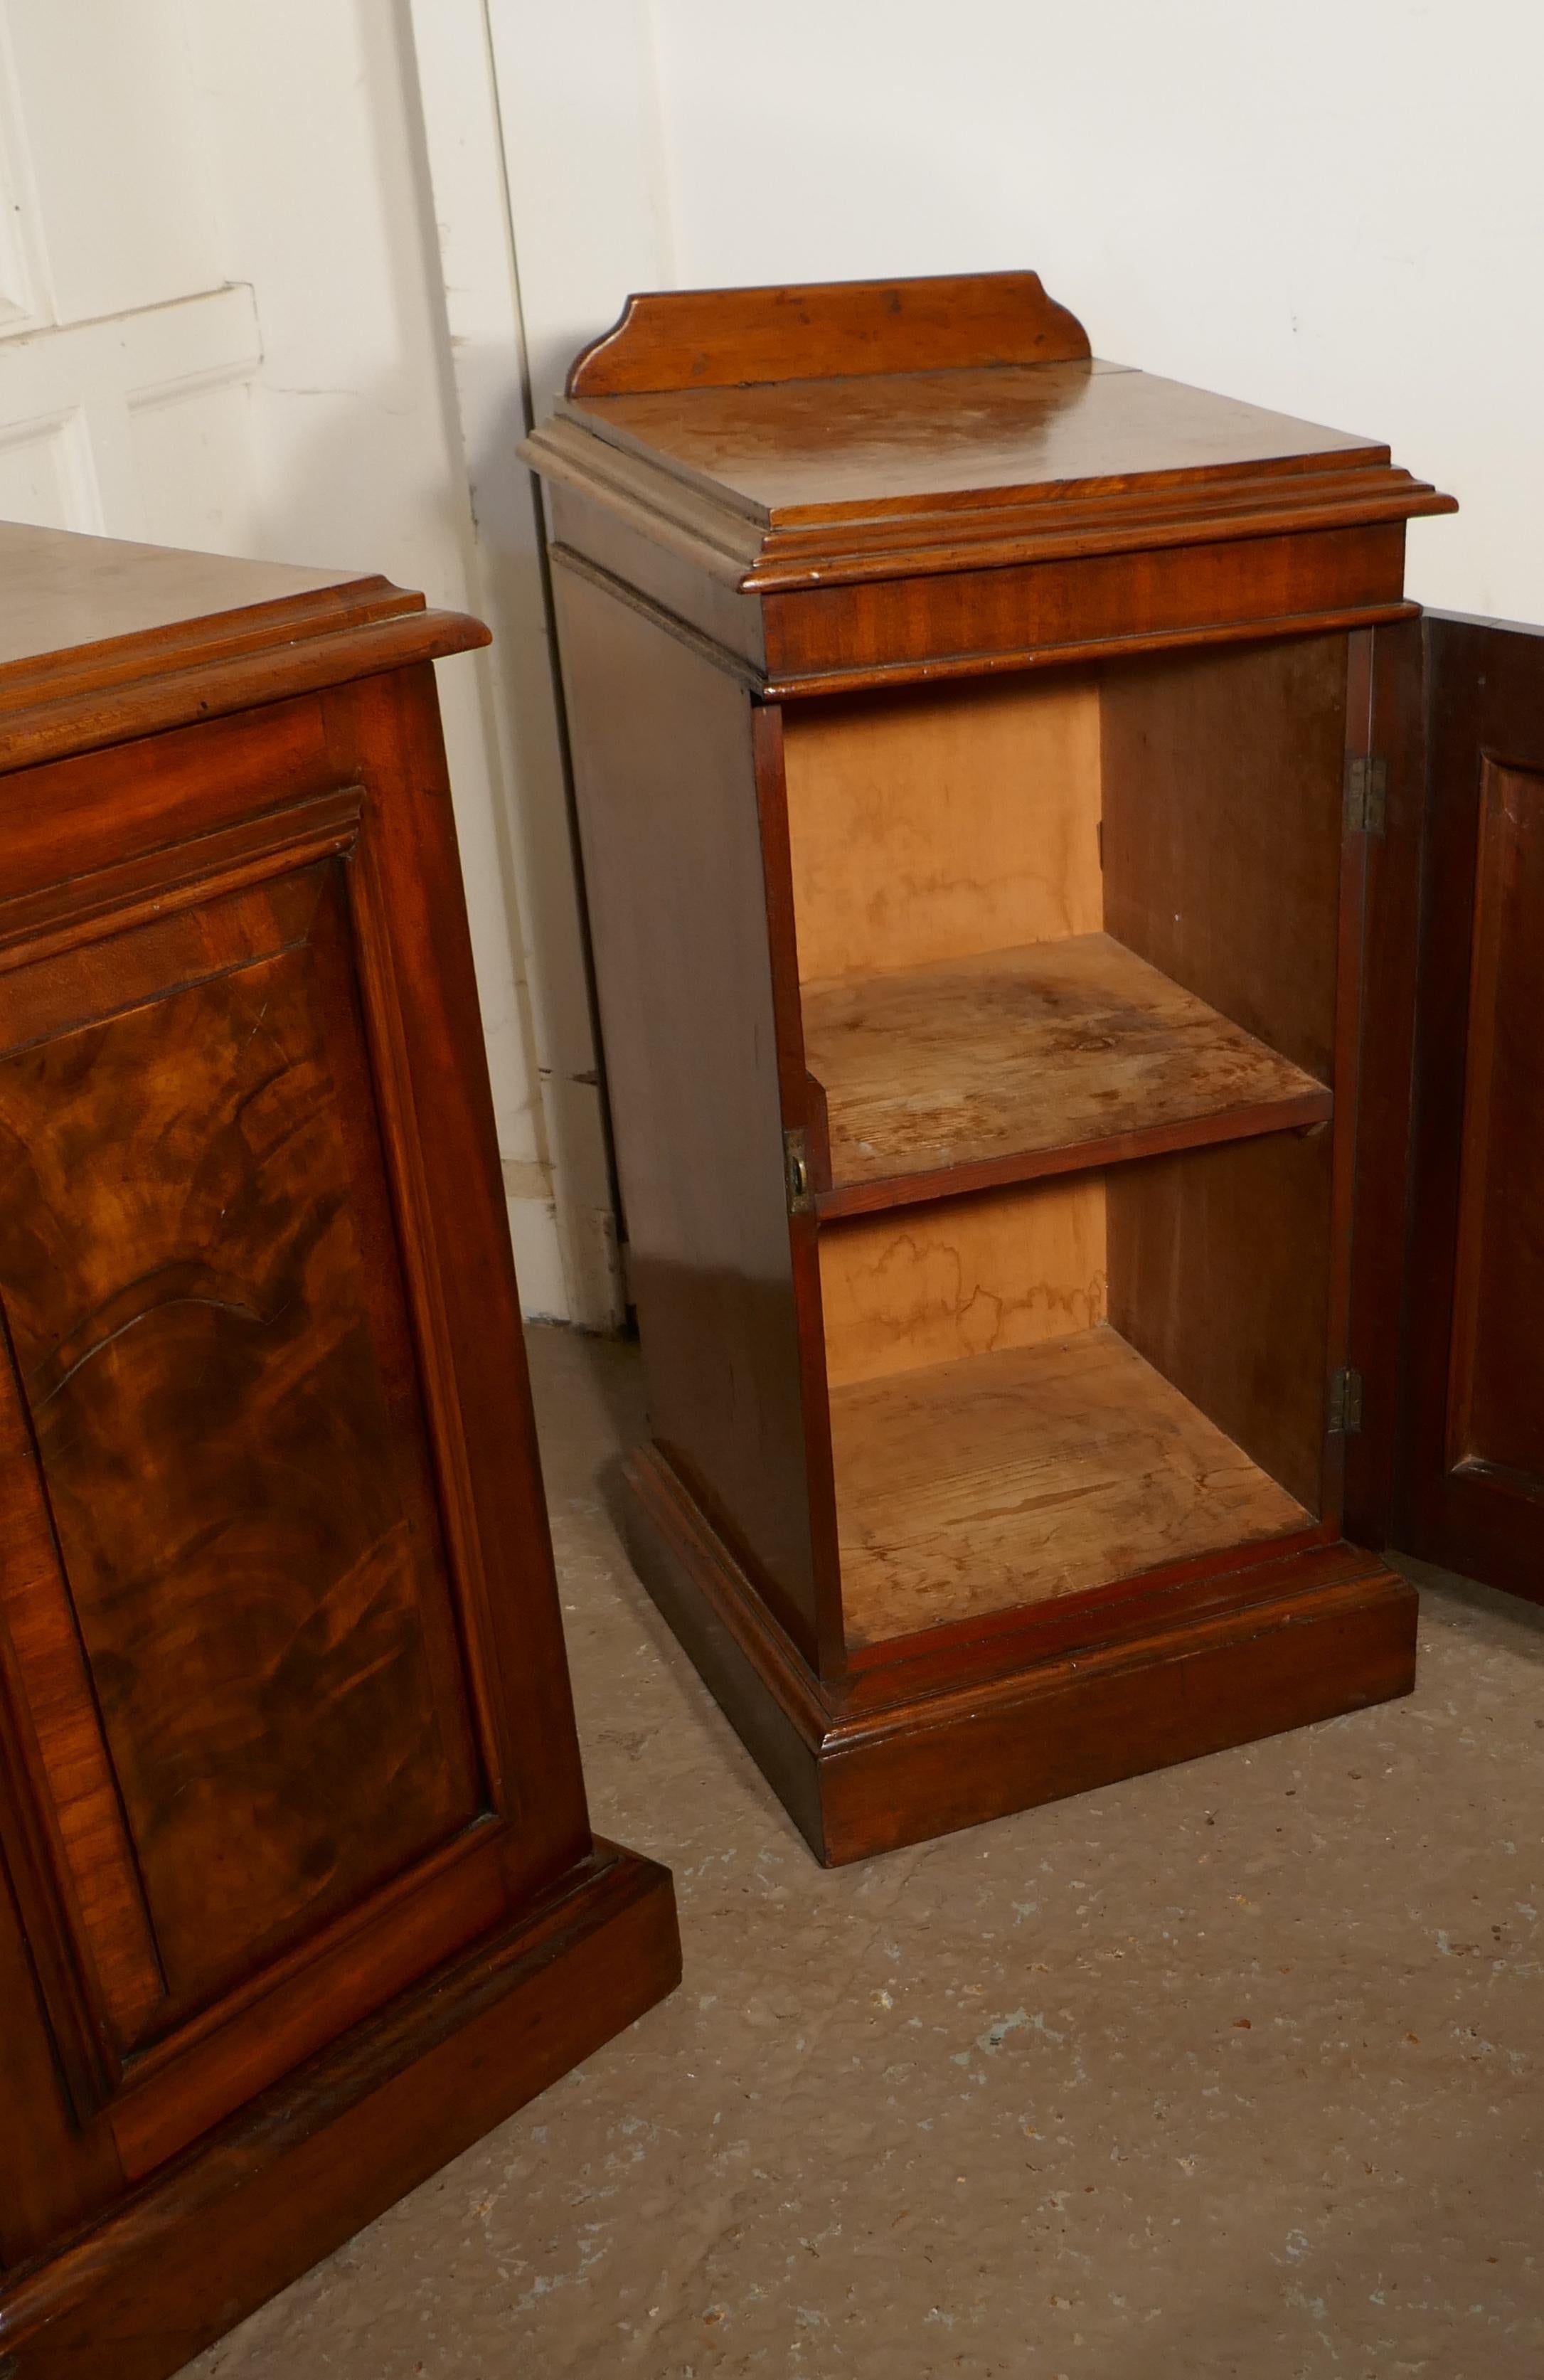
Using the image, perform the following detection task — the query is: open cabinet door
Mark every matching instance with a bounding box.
[1369,612,1544,1600]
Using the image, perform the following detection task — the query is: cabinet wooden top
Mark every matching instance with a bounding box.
[524,271,1454,596]
[0,521,488,775]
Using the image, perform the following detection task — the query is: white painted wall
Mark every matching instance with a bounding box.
[0,0,258,543]
[179,1,592,1320]
[408,0,624,1332]
[0,0,600,1322]
[492,0,1543,622]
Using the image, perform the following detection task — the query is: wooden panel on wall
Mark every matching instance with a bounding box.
[782,670,1101,983]
[0,861,482,2026]
[1444,761,1544,1483]
[820,1179,1107,1388]
[1102,634,1347,1080]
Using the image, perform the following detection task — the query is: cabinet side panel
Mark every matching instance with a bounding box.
[1102,635,1347,1080]
[553,568,819,1654]
[1107,1134,1331,1515]
[323,669,592,1869]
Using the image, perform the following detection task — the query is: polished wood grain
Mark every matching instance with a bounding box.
[321,664,595,1867]
[818,1551,1414,1864]
[819,1179,1107,1389]
[566,359,1390,528]
[0,521,394,671]
[0,1844,680,2380]
[0,1327,164,2099]
[0,816,554,2156]
[0,1844,124,2265]
[528,268,1452,704]
[0,696,339,907]
[538,444,1441,713]
[531,266,1452,673]
[551,563,832,1664]
[829,1324,1310,1648]
[624,1444,1415,1865]
[752,712,850,1647]
[1393,614,1544,1598]
[757,524,1417,695]
[567,270,1092,397]
[0,521,486,775]
[530,267,1446,704]
[545,479,1427,701]
[0,529,678,2371]
[544,471,769,671]
[536,409,1447,604]
[782,671,1101,982]
[804,932,1332,1213]
[0,782,362,962]
[0,866,479,2023]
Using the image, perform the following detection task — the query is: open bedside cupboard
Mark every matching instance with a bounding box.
[524,270,1541,1866]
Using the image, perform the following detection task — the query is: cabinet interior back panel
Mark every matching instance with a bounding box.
[820,1177,1107,1388]
[782,669,1102,983]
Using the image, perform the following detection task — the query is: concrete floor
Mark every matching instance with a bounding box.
[187,1322,1544,2380]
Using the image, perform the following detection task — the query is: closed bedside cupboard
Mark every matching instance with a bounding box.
[0,524,680,2379]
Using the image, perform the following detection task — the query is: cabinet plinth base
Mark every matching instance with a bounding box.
[623,1447,1417,1867]
[0,1844,680,2380]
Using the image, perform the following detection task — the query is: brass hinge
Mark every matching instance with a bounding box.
[784,1126,811,1214]
[1344,755,1388,837]
[1328,1366,1365,1435]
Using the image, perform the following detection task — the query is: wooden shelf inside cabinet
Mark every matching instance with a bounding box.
[829,1324,1312,1649]
[533,267,1448,1866]
[802,931,1332,1216]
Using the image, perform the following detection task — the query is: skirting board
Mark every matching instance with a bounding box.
[622,1445,1418,1866]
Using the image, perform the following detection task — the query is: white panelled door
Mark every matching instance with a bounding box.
[0,0,609,1324]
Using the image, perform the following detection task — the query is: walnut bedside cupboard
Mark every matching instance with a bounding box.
[525,268,1538,1867]
[0,524,681,2380]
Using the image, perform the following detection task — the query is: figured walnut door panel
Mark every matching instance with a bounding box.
[1396,615,1544,1598]
[0,834,509,2147]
